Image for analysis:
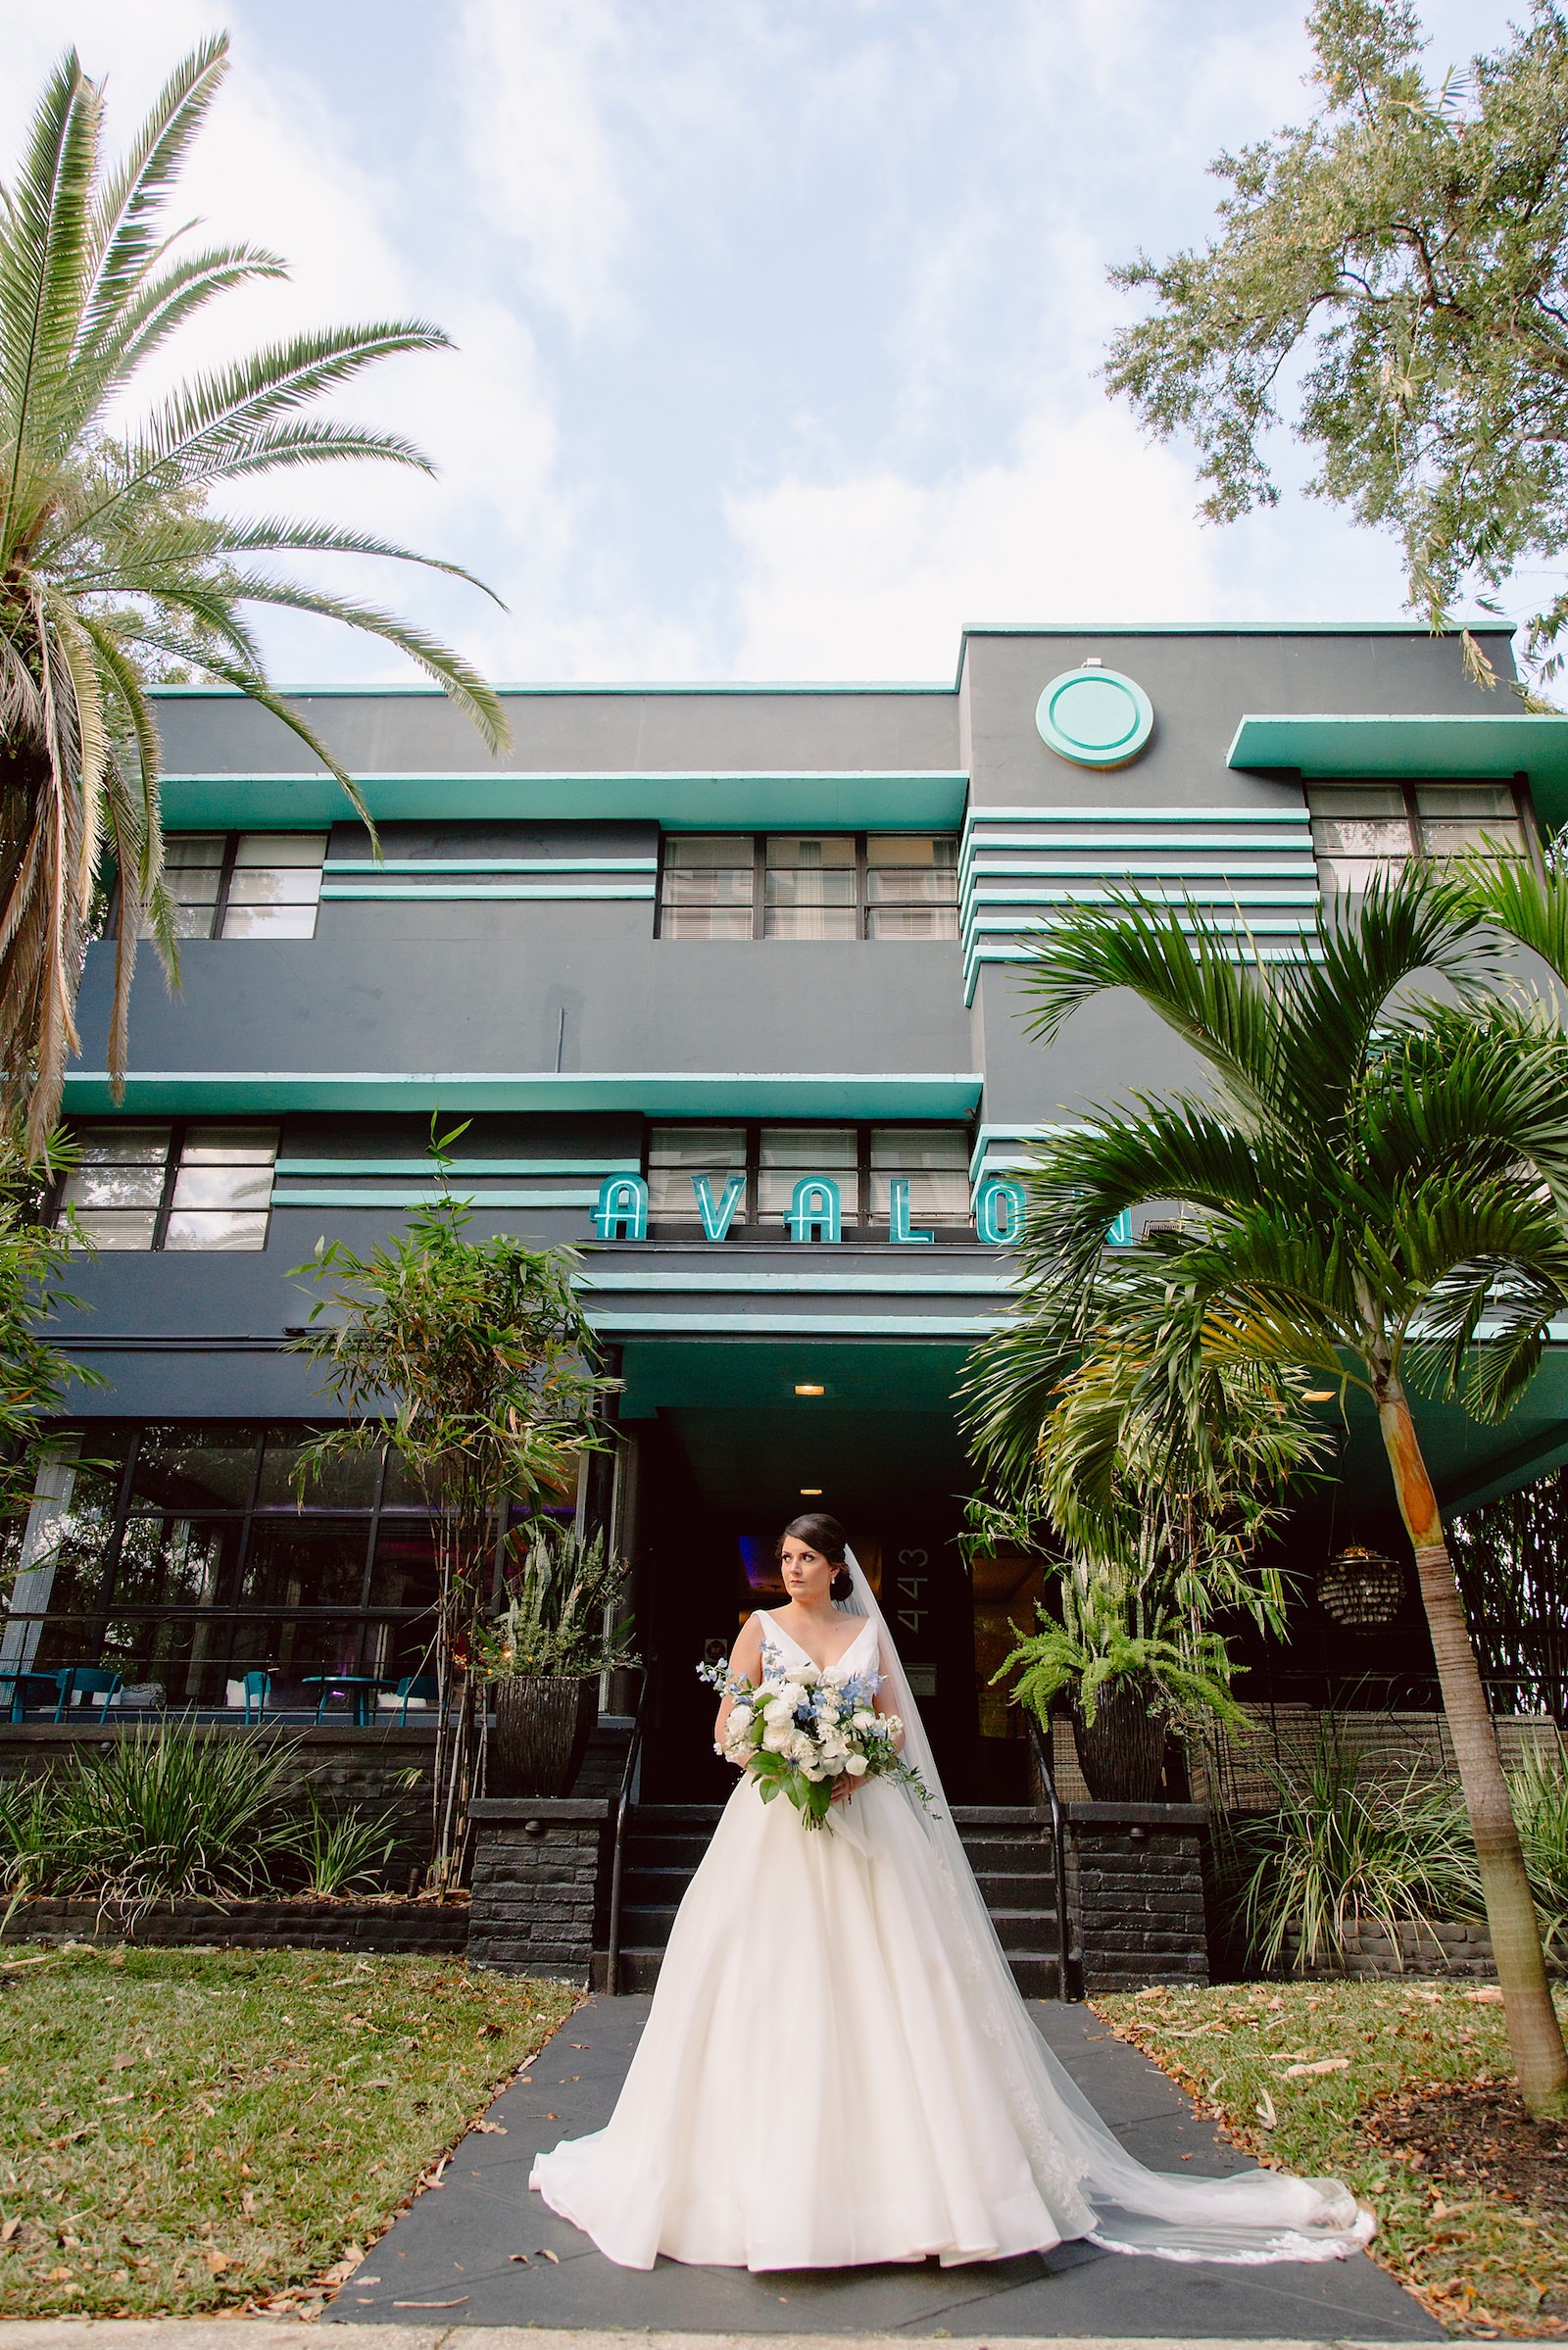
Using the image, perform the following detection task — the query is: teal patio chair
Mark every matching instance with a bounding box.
[0,1669,59,1722]
[51,1667,122,1722]
[237,1670,270,1723]
[387,1673,439,1725]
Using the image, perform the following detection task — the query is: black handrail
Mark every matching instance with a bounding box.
[1027,1712,1079,2002]
[606,1673,649,1997]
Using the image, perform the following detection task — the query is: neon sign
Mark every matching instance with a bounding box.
[593,1170,1029,1245]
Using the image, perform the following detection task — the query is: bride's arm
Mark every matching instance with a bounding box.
[714,1612,764,1756]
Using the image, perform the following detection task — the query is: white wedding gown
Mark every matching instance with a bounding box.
[530,1593,1374,2274]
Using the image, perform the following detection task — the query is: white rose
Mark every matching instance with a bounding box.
[729,1703,754,1732]
[762,1695,797,1725]
[822,1664,850,1688]
[851,1709,876,1730]
[844,1753,868,1776]
[762,1726,792,1752]
[801,1763,826,1782]
[785,1663,816,1686]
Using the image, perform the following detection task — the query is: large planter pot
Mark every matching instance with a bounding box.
[488,1675,598,1798]
[1070,1685,1170,1802]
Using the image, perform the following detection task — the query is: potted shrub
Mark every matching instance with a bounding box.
[476,1520,638,1798]
[997,1565,1251,1801]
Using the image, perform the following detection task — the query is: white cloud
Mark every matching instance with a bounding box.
[457,0,634,339]
[723,395,1410,682]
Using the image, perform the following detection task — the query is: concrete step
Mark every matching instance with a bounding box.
[972,1868,1055,1905]
[992,1905,1059,1952]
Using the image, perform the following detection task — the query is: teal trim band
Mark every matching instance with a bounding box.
[965,804,1310,822]
[584,1310,1003,1336]
[272,1187,600,1209]
[273,1156,640,1178]
[579,1269,1007,1295]
[322,857,658,873]
[967,886,1320,908]
[319,882,655,901]
[62,1069,986,1118]
[1227,712,1568,827]
[150,680,959,698]
[159,769,970,832]
[964,856,1312,879]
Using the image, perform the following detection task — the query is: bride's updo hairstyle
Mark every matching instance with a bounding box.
[779,1510,854,1603]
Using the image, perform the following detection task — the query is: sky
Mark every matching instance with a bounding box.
[2,0,1525,688]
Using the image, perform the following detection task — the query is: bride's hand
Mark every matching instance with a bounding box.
[829,1772,857,1805]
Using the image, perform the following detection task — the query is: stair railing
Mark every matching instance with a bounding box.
[606,1672,649,1996]
[1027,1711,1080,2001]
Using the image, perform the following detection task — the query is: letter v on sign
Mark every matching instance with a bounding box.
[692,1171,747,1241]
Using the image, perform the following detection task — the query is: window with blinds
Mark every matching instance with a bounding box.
[142,834,327,940]
[58,1126,278,1251]
[1307,782,1527,896]
[658,835,958,939]
[645,1122,973,1229]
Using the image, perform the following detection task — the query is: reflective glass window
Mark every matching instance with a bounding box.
[660,837,755,939]
[126,1427,260,1513]
[758,1125,858,1221]
[220,834,327,938]
[239,1519,374,1612]
[151,837,225,940]
[58,1125,171,1248]
[869,1125,972,1224]
[1307,787,1411,896]
[865,837,960,939]
[1414,784,1524,860]
[163,1125,276,1251]
[763,837,858,940]
[647,1125,747,1218]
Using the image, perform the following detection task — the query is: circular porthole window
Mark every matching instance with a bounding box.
[1035,665,1153,768]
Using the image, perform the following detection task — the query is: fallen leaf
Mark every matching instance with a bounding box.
[474,2121,507,2134]
[538,2248,559,2264]
[1256,2090,1278,2130]
[1283,2057,1350,2078]
[1463,1987,1504,2004]
[362,2079,394,2090]
[510,2254,529,2265]
[393,2298,468,2309]
[546,2113,558,2122]
[1,2218,19,2244]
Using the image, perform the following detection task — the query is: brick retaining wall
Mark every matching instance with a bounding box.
[466,1797,613,1984]
[0,1722,436,1887]
[1064,1801,1209,1992]
[1,1893,468,1955]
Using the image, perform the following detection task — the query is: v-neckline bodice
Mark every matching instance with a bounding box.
[762,1610,875,1674]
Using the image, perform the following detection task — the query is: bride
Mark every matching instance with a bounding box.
[530,1512,1373,2273]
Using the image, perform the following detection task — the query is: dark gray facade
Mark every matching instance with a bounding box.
[15,620,1563,1793]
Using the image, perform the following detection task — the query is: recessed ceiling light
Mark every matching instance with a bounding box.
[800,1487,822,1495]
[794,1383,825,1395]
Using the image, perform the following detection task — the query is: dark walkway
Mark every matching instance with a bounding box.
[325,1996,1439,2339]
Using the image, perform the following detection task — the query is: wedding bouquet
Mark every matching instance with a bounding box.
[698,1651,933,1830]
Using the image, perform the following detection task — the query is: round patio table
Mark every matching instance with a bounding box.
[302,1674,391,1728]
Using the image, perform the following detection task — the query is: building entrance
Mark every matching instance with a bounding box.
[616,1341,1028,1803]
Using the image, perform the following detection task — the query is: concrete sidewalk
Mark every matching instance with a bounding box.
[314,1997,1439,2340]
[0,2327,1437,2350]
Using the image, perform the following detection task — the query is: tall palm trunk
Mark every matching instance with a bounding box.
[1377,1373,1568,2115]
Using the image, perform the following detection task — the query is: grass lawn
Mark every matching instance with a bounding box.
[1098,1979,1568,2339]
[0,1942,578,2319]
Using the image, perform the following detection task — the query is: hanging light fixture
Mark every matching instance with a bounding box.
[1317,1542,1405,1632]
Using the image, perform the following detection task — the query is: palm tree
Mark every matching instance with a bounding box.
[0,39,508,1151]
[973,867,1568,2116]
